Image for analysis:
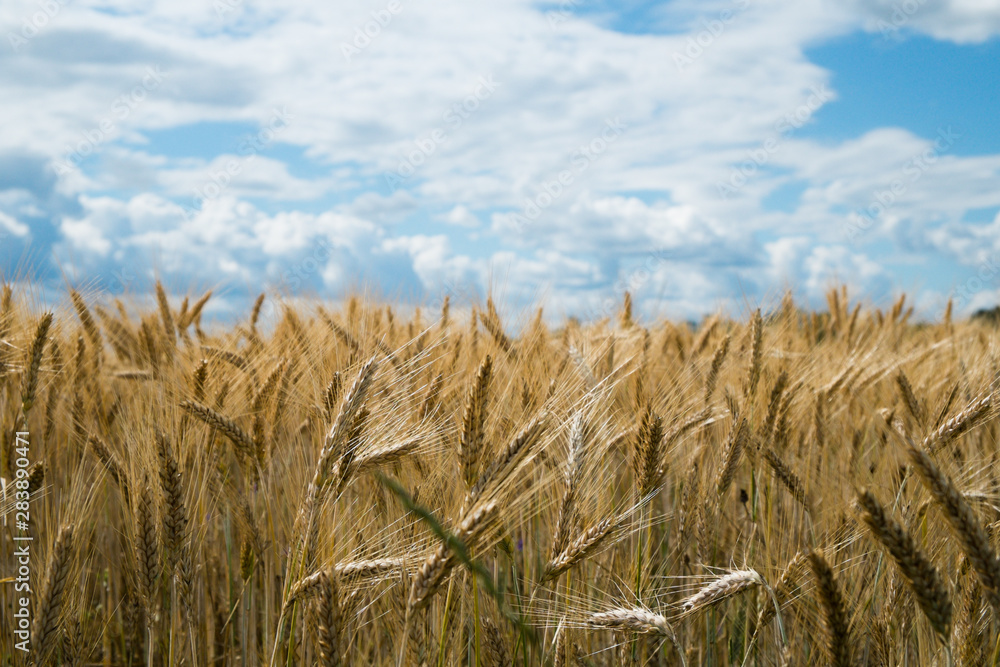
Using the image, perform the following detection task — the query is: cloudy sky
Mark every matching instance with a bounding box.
[2,0,999,322]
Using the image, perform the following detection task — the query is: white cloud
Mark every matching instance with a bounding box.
[849,0,1000,43]
[2,0,999,318]
[0,211,29,237]
[441,205,479,228]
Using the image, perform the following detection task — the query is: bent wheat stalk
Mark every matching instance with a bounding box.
[856,489,952,640]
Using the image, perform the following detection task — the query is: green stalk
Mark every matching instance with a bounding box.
[242,577,250,667]
[436,576,456,667]
[473,575,482,667]
[169,579,176,667]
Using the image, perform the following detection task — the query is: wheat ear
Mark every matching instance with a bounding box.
[716,415,749,497]
[407,500,498,612]
[20,312,53,415]
[180,400,257,460]
[679,569,765,613]
[743,308,763,399]
[544,513,623,582]
[588,606,671,636]
[808,550,852,667]
[891,421,1000,614]
[135,479,160,608]
[631,402,664,498]
[703,333,731,403]
[761,447,810,511]
[482,617,511,667]
[551,412,589,559]
[758,552,806,626]
[468,413,547,505]
[459,355,492,488]
[924,392,993,454]
[856,489,952,640]
[316,571,342,667]
[155,280,175,342]
[33,524,75,660]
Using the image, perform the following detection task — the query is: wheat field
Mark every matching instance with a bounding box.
[1,282,998,666]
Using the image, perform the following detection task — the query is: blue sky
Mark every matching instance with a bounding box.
[2,0,1000,322]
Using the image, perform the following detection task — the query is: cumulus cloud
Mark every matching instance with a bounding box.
[848,0,1000,43]
[1,0,999,318]
[0,211,29,237]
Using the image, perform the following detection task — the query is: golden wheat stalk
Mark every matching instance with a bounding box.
[544,513,625,582]
[743,309,763,400]
[679,569,764,613]
[482,617,510,667]
[895,370,924,425]
[923,392,994,454]
[551,412,588,559]
[407,500,498,612]
[716,415,749,498]
[20,311,53,415]
[459,355,492,488]
[155,280,175,342]
[334,558,407,580]
[481,297,515,357]
[180,400,257,460]
[200,345,249,371]
[88,434,129,499]
[761,447,810,510]
[758,552,806,627]
[291,357,380,578]
[69,289,103,351]
[33,524,75,660]
[760,370,789,441]
[703,333,731,403]
[890,420,1000,614]
[855,489,952,640]
[631,402,664,498]
[316,570,342,667]
[808,550,852,667]
[156,430,187,563]
[588,606,673,636]
[468,413,547,505]
[352,437,423,475]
